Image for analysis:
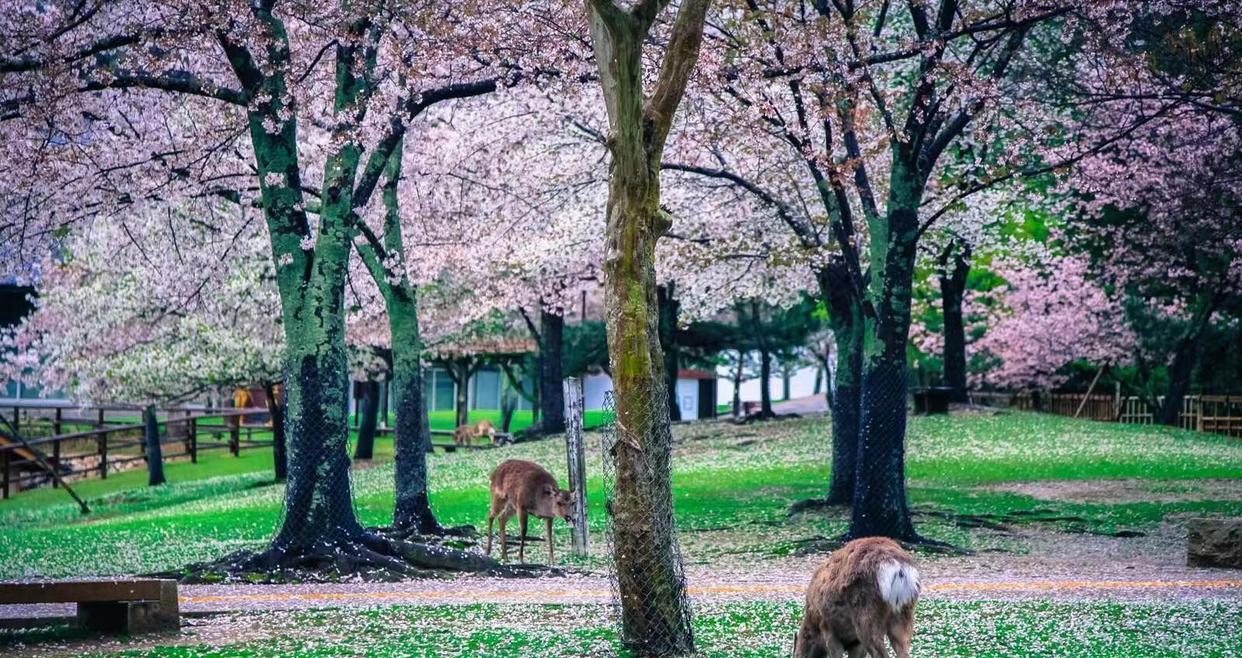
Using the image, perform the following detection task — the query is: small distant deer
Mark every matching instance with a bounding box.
[794,537,921,658]
[453,419,497,446]
[485,459,576,564]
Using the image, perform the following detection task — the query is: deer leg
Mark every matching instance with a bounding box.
[485,512,494,556]
[498,513,510,563]
[888,613,913,658]
[518,510,529,563]
[546,516,554,564]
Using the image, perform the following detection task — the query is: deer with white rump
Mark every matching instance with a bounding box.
[485,459,576,564]
[794,537,921,658]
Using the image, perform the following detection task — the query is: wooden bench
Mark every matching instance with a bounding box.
[0,579,179,633]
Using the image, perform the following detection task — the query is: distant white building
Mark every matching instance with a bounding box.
[583,368,719,420]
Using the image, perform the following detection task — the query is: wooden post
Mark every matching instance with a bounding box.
[98,431,108,479]
[1074,367,1106,419]
[96,408,104,428]
[563,377,588,557]
[2,449,9,499]
[52,440,61,488]
[53,407,62,435]
[188,418,198,464]
[229,415,240,457]
[11,406,18,437]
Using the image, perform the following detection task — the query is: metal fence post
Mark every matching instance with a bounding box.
[2,449,9,499]
[563,377,589,557]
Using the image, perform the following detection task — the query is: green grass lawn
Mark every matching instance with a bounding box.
[3,600,1239,657]
[1,411,1240,578]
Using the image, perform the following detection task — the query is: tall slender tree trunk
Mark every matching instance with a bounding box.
[731,352,744,417]
[813,366,823,395]
[781,364,792,401]
[452,359,471,429]
[390,292,439,533]
[848,167,920,541]
[143,405,166,487]
[539,310,566,434]
[1157,291,1218,426]
[658,284,682,421]
[354,380,380,460]
[759,347,774,416]
[939,240,971,403]
[586,0,710,651]
[265,381,287,482]
[819,264,862,506]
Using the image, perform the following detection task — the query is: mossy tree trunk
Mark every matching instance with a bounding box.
[818,263,862,506]
[539,309,566,434]
[847,156,922,541]
[586,0,710,653]
[355,141,441,534]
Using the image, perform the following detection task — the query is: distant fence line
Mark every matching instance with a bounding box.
[969,390,1242,438]
[1,401,273,499]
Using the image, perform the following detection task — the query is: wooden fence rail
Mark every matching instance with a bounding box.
[0,405,271,499]
[969,391,1242,439]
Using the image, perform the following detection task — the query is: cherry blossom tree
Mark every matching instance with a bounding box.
[972,253,1136,389]
[0,201,286,483]
[0,0,578,576]
[584,0,711,652]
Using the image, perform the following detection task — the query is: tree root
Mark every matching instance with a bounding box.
[160,529,563,584]
[787,497,848,516]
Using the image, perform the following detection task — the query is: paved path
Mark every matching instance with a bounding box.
[4,575,1238,620]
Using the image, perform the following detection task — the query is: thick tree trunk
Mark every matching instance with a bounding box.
[658,284,682,421]
[271,332,363,550]
[353,380,380,460]
[939,240,971,403]
[539,310,566,434]
[819,264,862,506]
[587,0,708,651]
[847,173,920,542]
[265,381,287,482]
[390,294,439,533]
[143,405,166,487]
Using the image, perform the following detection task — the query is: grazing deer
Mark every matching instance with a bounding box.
[485,459,575,564]
[794,537,921,658]
[453,419,497,446]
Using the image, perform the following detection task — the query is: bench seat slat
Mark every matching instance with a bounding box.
[0,580,165,605]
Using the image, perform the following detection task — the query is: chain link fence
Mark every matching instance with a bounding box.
[599,390,695,655]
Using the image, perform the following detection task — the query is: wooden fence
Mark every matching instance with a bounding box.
[1,402,271,499]
[969,390,1242,439]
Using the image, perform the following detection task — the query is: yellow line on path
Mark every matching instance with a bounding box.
[181,579,1242,606]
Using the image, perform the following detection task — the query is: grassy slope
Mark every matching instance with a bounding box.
[1,412,1240,578]
[4,601,1239,657]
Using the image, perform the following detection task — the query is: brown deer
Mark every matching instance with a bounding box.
[485,459,576,564]
[794,537,921,658]
[453,419,497,447]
